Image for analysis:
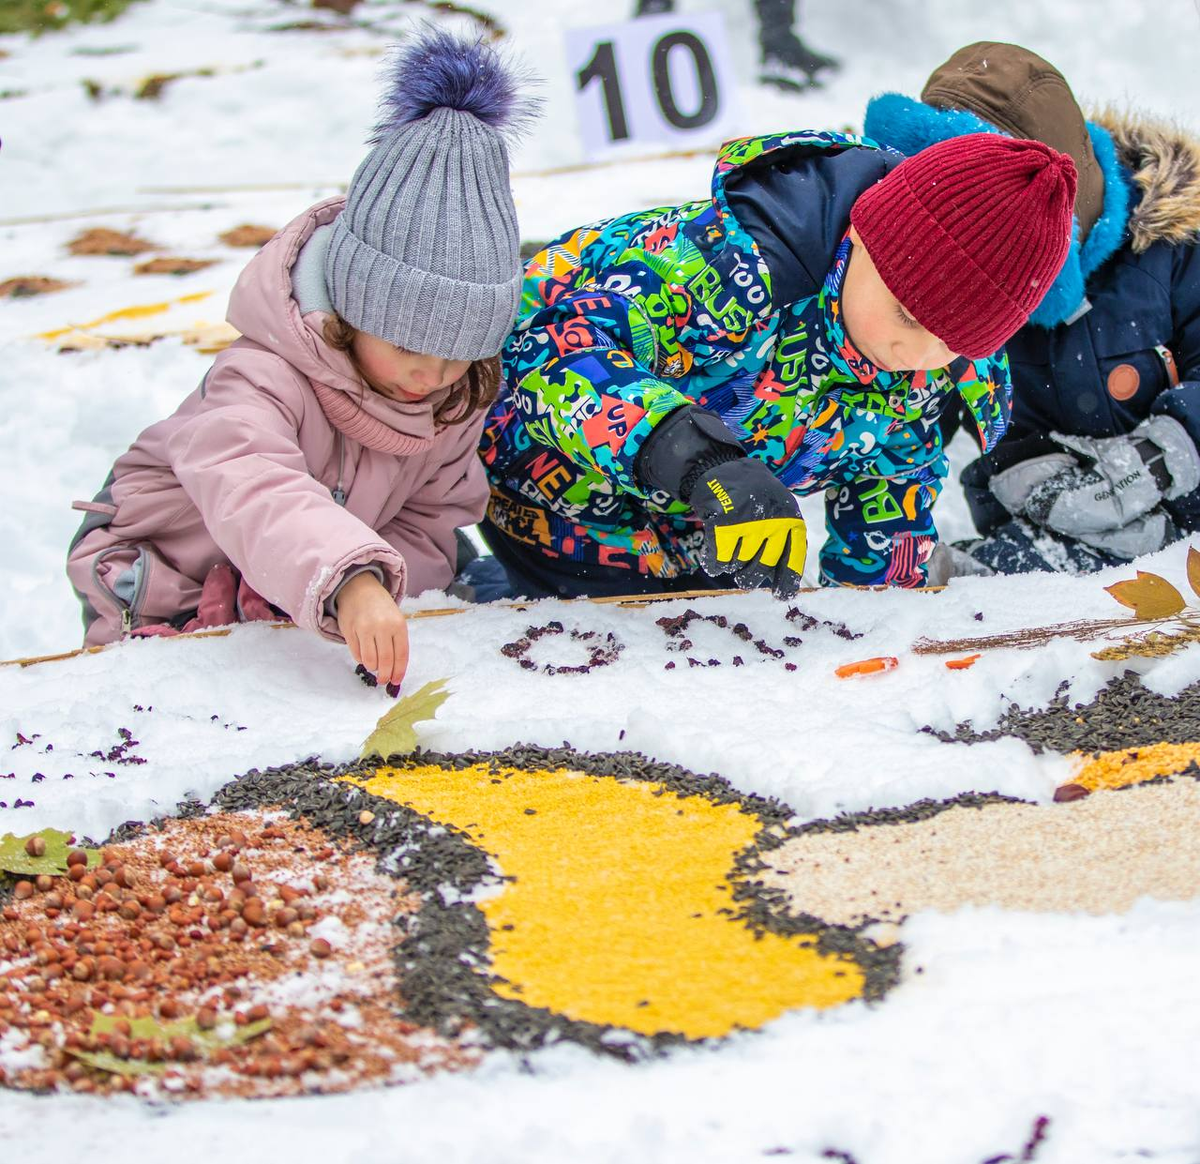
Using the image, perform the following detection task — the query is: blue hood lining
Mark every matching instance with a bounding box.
[862,92,1132,328]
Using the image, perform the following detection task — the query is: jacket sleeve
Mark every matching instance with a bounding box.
[819,416,947,588]
[376,416,490,597]
[507,262,705,500]
[1150,239,1200,529]
[165,358,407,640]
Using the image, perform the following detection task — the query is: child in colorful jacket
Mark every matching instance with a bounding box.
[865,42,1200,575]
[477,129,1077,598]
[66,31,538,686]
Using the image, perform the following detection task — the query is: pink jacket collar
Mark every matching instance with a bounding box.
[225,197,453,456]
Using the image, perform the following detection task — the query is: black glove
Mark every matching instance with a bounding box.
[636,406,806,596]
[689,458,807,595]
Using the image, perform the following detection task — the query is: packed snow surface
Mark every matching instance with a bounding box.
[3,1,1200,1160]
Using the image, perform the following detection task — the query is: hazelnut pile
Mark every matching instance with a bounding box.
[0,810,472,1099]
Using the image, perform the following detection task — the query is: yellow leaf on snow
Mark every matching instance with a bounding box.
[360,678,450,759]
[1104,571,1186,620]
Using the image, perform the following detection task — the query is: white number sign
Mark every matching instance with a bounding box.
[565,12,740,161]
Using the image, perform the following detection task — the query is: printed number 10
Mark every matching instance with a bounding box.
[577,32,720,143]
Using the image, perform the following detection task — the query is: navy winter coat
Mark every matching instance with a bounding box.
[864,99,1200,533]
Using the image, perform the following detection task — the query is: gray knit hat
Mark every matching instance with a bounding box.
[326,28,539,361]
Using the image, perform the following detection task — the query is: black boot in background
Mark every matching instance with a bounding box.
[756,0,839,91]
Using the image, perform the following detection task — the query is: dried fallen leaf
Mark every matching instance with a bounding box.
[834,656,898,679]
[67,228,156,257]
[0,830,100,877]
[133,257,218,276]
[0,276,75,298]
[218,224,278,248]
[135,72,184,100]
[1103,571,1186,621]
[1188,546,1200,602]
[360,678,450,759]
[67,1012,272,1077]
[64,1049,165,1077]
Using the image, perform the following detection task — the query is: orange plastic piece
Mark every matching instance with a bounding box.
[834,656,898,679]
[945,654,981,670]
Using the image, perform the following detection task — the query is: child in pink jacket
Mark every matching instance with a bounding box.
[67,29,538,687]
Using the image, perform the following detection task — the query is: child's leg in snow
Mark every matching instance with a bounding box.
[66,528,202,647]
[957,519,1121,576]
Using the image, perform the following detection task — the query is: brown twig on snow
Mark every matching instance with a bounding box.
[913,617,1135,655]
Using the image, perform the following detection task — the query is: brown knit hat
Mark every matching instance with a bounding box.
[920,41,1103,244]
[850,133,1077,359]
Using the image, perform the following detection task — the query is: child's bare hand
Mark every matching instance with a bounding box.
[336,572,409,687]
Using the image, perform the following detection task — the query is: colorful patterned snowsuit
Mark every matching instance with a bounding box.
[479,131,1014,588]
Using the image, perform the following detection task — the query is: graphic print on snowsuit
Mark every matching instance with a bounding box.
[478,131,1013,589]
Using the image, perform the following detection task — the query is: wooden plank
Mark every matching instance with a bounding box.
[0,203,227,227]
[133,148,713,198]
[2,593,732,670]
[4,584,943,671]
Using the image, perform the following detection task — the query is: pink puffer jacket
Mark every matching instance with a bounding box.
[67,198,489,647]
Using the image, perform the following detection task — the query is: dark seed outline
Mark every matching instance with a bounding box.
[500,621,625,676]
[921,670,1200,758]
[97,747,902,1064]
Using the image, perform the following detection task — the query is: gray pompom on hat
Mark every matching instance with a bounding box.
[325,27,540,361]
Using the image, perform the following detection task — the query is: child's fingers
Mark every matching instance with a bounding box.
[374,635,395,685]
[384,628,410,687]
[359,633,379,678]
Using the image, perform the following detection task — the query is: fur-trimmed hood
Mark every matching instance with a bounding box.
[1089,106,1200,254]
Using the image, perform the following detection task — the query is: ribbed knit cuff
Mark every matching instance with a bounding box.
[325,216,521,361]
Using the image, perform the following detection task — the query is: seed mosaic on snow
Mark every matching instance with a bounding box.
[925,670,1200,796]
[2,709,246,809]
[755,672,1200,930]
[656,609,788,670]
[0,746,904,1096]
[759,779,1200,926]
[0,809,474,1098]
[344,751,891,1042]
[500,621,624,674]
[5,662,1199,1098]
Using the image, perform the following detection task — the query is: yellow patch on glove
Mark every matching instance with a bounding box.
[714,517,807,572]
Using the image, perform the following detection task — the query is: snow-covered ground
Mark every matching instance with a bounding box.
[2,1,1200,1160]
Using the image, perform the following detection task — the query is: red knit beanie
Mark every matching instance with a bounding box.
[849,133,1078,359]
